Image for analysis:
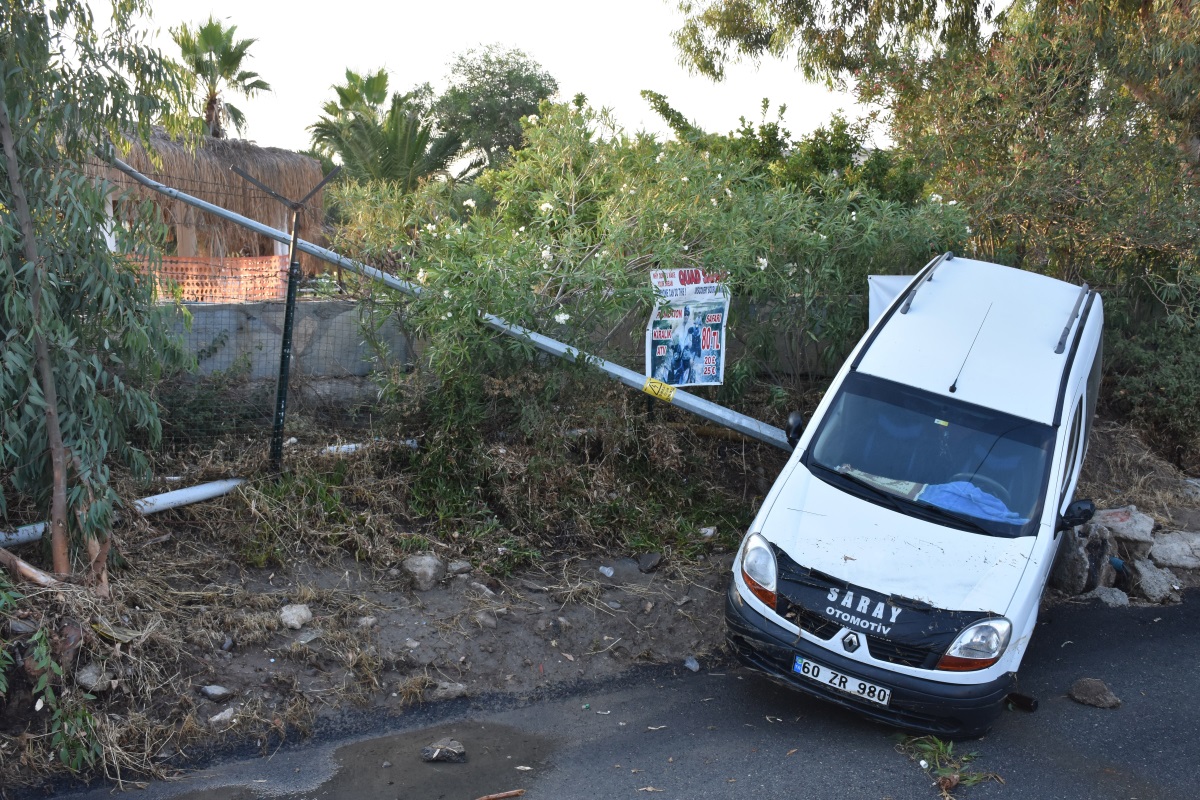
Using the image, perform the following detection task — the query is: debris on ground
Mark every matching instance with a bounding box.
[279,604,313,630]
[1069,677,1121,708]
[420,737,467,763]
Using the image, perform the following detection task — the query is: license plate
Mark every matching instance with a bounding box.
[792,655,891,707]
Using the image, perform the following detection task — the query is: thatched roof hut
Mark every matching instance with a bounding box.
[92,131,328,277]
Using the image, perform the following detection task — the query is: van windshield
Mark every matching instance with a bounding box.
[804,373,1055,538]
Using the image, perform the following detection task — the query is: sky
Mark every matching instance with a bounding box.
[125,0,861,153]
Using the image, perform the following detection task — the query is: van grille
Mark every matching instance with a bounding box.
[866,635,939,669]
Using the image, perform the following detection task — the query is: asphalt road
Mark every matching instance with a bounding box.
[50,590,1198,800]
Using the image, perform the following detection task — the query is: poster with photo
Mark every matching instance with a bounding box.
[645,268,730,387]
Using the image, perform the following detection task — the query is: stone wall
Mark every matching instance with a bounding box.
[177,300,409,406]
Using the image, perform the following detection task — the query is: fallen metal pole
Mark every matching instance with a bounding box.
[0,479,246,547]
[109,158,791,452]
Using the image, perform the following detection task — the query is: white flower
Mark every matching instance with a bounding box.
[662,223,672,233]
[542,246,552,262]
[416,269,428,284]
[711,198,718,206]
[462,198,476,209]
[929,193,943,203]
[518,226,526,233]
[527,114,539,126]
[717,173,722,180]
[656,153,665,163]
[725,187,733,198]
[443,290,451,299]
[681,176,689,183]
[682,245,689,251]
[947,200,958,206]
[966,225,973,235]
[851,211,857,221]
[424,223,437,233]
[757,257,768,270]
[539,202,554,213]
[554,312,570,324]
[600,249,609,258]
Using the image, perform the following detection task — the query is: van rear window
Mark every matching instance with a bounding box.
[805,373,1055,538]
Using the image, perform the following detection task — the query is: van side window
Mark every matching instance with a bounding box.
[1060,398,1084,507]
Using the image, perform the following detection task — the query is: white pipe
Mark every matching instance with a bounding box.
[0,478,245,548]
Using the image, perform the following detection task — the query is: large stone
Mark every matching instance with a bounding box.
[638,552,664,573]
[208,708,236,727]
[1091,506,1155,559]
[75,663,114,693]
[1149,531,1200,571]
[1049,533,1089,595]
[429,681,467,701]
[420,737,467,763]
[201,685,235,702]
[403,555,446,591]
[1069,678,1121,708]
[1079,586,1130,608]
[1128,560,1180,604]
[447,560,473,576]
[280,604,313,630]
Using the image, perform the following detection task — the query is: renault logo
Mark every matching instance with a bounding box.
[841,632,861,653]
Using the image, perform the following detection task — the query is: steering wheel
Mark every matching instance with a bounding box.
[949,473,1012,506]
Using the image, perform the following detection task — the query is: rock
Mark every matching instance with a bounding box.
[403,555,446,591]
[605,600,622,610]
[1129,560,1180,604]
[469,581,496,597]
[404,638,421,649]
[7,618,38,636]
[420,737,467,763]
[356,616,377,629]
[1069,678,1121,708]
[429,681,467,701]
[447,560,473,576]
[1149,531,1200,571]
[208,708,236,726]
[381,760,392,768]
[75,663,113,693]
[1183,478,1200,501]
[201,685,235,702]
[637,552,663,573]
[1079,586,1130,607]
[683,656,700,672]
[280,604,313,630]
[473,610,497,629]
[556,616,571,630]
[698,526,717,539]
[221,636,234,652]
[295,629,322,645]
[1091,506,1155,559]
[1050,532,1089,595]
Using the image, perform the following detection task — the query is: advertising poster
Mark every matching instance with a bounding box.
[645,268,730,387]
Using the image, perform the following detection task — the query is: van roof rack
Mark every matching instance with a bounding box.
[1054,284,1090,354]
[899,251,954,314]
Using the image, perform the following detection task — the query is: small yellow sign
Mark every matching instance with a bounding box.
[642,377,677,404]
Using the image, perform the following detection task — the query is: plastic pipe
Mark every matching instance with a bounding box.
[0,478,245,548]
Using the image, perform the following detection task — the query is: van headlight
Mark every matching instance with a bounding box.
[937,618,1012,671]
[740,533,777,609]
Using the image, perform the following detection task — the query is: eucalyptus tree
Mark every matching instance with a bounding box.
[0,0,189,585]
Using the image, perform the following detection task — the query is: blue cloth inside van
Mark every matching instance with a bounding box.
[917,481,1027,524]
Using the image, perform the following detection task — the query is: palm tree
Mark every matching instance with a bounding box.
[309,72,476,191]
[171,16,271,138]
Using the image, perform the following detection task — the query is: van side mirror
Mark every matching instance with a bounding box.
[1057,499,1096,534]
[785,411,805,449]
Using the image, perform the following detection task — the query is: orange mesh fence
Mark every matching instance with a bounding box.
[154,255,289,303]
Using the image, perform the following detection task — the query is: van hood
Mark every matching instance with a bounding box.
[760,463,1036,614]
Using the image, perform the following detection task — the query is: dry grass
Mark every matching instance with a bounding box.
[1078,419,1199,522]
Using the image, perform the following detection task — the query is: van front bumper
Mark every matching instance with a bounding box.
[725,583,1013,739]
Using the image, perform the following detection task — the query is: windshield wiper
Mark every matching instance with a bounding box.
[807,461,903,513]
[909,499,995,536]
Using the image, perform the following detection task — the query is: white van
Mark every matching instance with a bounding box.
[725,253,1102,737]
